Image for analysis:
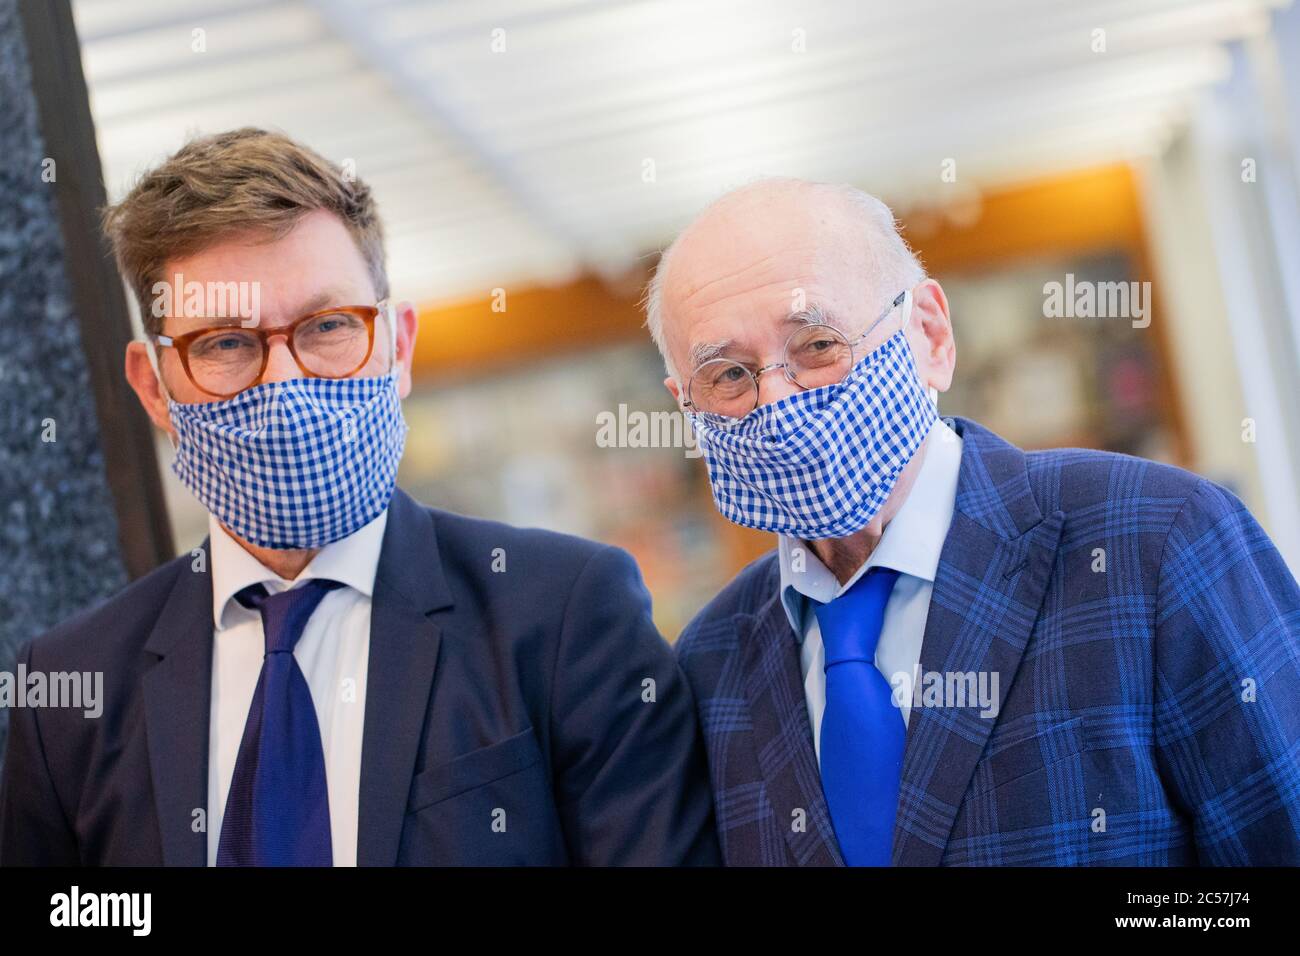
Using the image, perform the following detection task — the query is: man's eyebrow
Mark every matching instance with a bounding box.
[687,304,846,370]
[194,289,353,328]
[690,339,733,369]
[293,289,352,316]
[786,302,846,331]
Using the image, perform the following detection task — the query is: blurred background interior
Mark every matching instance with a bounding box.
[58,0,1300,636]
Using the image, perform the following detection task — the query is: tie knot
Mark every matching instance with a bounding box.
[236,579,342,655]
[815,566,900,667]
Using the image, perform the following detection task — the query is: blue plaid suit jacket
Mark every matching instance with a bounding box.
[676,417,1300,865]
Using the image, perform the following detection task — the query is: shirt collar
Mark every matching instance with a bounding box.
[777,417,963,637]
[209,506,390,632]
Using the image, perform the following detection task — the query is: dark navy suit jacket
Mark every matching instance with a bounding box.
[677,417,1300,865]
[0,489,720,866]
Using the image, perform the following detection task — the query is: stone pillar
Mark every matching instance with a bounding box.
[0,0,171,763]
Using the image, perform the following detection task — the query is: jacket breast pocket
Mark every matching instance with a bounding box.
[407,726,544,812]
[400,726,566,865]
[965,716,1092,798]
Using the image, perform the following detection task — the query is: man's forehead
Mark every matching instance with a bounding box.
[666,244,863,342]
[159,282,363,327]
[664,213,868,313]
[666,238,829,319]
[159,210,374,323]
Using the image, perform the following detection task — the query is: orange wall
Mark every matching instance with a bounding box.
[412,164,1162,381]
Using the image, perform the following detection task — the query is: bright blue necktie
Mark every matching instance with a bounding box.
[816,566,904,866]
[216,578,340,866]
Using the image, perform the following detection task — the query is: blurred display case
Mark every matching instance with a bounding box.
[940,251,1178,463]
[399,342,728,639]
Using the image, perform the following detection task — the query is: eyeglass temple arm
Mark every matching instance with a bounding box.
[379,300,399,373]
[849,289,909,347]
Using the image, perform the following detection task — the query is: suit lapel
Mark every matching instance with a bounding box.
[356,489,453,865]
[891,417,1065,865]
[740,587,844,866]
[141,491,454,867]
[142,546,214,866]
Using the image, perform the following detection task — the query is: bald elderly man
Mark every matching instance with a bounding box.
[645,178,1300,866]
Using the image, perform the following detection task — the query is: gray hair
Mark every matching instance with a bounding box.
[643,178,926,381]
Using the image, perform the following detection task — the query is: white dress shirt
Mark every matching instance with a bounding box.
[777,418,963,764]
[206,507,387,866]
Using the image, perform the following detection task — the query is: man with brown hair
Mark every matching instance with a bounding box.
[0,128,719,867]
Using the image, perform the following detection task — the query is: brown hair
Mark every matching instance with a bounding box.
[101,127,388,334]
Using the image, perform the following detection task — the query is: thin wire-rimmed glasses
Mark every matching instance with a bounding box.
[154,301,390,399]
[684,290,908,420]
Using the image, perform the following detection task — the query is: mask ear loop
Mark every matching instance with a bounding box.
[386,302,399,376]
[145,337,180,452]
[899,289,940,409]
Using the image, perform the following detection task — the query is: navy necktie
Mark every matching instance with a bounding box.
[816,566,904,866]
[216,578,341,866]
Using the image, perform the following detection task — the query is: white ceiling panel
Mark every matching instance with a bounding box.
[72,0,1290,307]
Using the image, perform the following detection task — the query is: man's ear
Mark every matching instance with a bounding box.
[665,376,683,407]
[909,278,955,393]
[394,301,419,399]
[124,342,176,440]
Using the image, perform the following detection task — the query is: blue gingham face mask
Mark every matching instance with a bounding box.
[167,372,407,549]
[689,327,937,540]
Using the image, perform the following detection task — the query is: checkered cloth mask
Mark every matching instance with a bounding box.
[168,372,408,549]
[690,329,937,539]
